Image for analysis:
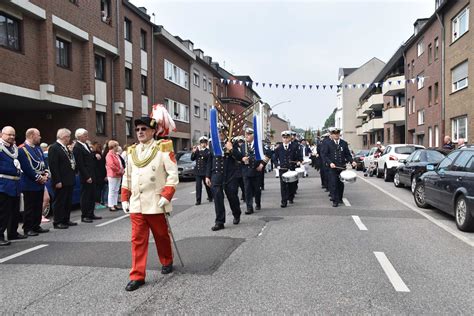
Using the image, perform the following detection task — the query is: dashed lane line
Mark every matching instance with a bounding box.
[190,191,196,194]
[0,244,49,264]
[351,215,368,231]
[343,198,351,207]
[358,175,474,247]
[95,214,130,227]
[374,251,410,292]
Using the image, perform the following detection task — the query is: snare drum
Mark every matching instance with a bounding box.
[295,167,305,178]
[281,170,298,183]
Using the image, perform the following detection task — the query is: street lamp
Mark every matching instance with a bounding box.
[270,100,291,109]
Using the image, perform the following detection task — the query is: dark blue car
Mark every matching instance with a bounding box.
[414,147,474,232]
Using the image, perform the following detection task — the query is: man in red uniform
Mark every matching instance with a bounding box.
[121,116,179,291]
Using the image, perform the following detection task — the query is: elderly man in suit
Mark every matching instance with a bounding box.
[121,116,179,292]
[48,128,77,229]
[73,128,102,223]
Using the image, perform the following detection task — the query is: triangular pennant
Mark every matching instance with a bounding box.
[316,85,319,90]
[323,85,326,90]
[374,82,379,88]
[361,83,365,88]
[246,81,250,86]
[329,85,333,90]
[309,85,313,89]
[276,84,279,88]
[302,85,306,89]
[295,85,299,89]
[337,85,341,89]
[269,83,272,88]
[239,81,243,85]
[262,83,266,87]
[226,79,231,84]
[289,84,292,89]
[352,84,356,89]
[411,78,416,83]
[232,80,237,85]
[388,81,392,86]
[220,78,224,83]
[255,82,259,87]
[282,84,285,89]
[397,80,401,85]
[344,84,348,89]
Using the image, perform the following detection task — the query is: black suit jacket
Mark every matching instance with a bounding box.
[48,142,76,187]
[321,139,353,168]
[206,141,243,185]
[73,143,96,183]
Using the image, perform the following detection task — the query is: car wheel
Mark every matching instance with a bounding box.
[455,195,474,232]
[414,182,430,209]
[411,177,417,194]
[394,171,404,187]
[376,166,382,178]
[384,166,393,182]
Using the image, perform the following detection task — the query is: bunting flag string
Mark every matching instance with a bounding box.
[217,76,425,91]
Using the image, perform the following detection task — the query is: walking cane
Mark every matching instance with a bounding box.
[162,208,185,268]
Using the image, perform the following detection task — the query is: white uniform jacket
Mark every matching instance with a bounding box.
[121,139,179,214]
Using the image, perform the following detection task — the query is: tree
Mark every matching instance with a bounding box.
[324,108,336,129]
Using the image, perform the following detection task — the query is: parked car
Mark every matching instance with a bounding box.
[363,147,380,172]
[177,151,196,180]
[394,149,446,192]
[414,147,474,232]
[377,144,424,181]
[353,149,370,171]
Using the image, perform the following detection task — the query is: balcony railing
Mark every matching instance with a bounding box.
[383,106,405,124]
[382,75,405,96]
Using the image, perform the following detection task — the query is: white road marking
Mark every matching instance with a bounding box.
[352,215,368,231]
[374,252,410,292]
[343,198,351,206]
[258,223,268,237]
[358,175,474,247]
[0,244,49,264]
[190,191,196,194]
[172,198,178,201]
[96,214,130,227]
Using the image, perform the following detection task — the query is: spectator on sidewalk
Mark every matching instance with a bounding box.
[92,141,108,209]
[442,136,455,151]
[106,140,124,211]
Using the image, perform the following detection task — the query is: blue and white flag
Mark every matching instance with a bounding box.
[253,114,265,161]
[210,107,223,157]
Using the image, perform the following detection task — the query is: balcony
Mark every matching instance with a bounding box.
[383,106,405,125]
[356,106,367,118]
[368,93,383,110]
[367,117,384,132]
[362,100,371,114]
[382,75,405,96]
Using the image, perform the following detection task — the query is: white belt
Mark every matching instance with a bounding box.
[0,174,20,181]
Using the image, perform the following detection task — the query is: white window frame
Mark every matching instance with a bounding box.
[417,38,424,57]
[203,74,207,91]
[193,69,200,87]
[452,116,468,142]
[164,59,189,90]
[203,104,208,120]
[194,104,200,117]
[435,125,440,147]
[451,60,468,92]
[452,7,470,42]
[165,98,189,123]
[417,109,425,125]
[428,127,433,147]
[417,73,424,90]
[407,98,411,114]
[208,80,212,92]
[434,37,439,60]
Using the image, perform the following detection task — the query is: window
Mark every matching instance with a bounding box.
[125,68,132,90]
[100,0,111,24]
[428,43,432,64]
[0,13,20,51]
[194,105,200,117]
[452,7,469,42]
[140,29,146,51]
[193,70,200,86]
[96,112,105,135]
[165,98,189,122]
[417,38,424,56]
[438,151,461,172]
[417,72,424,90]
[434,82,439,103]
[203,75,207,91]
[412,96,416,113]
[124,18,131,41]
[417,109,425,125]
[407,98,411,114]
[141,75,147,95]
[428,127,433,147]
[411,60,415,76]
[126,118,132,137]
[56,38,70,68]
[208,80,212,92]
[452,60,468,92]
[451,152,472,172]
[70,0,78,4]
[452,116,468,142]
[164,59,189,89]
[434,37,439,60]
[428,86,432,106]
[203,105,208,120]
[95,55,105,81]
[435,125,440,147]
[407,63,411,78]
[465,155,474,172]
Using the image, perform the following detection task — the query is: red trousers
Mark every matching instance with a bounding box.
[129,213,173,281]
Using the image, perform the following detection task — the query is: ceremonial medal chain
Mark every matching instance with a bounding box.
[130,142,159,168]
[59,144,76,170]
[23,146,46,173]
[0,142,18,159]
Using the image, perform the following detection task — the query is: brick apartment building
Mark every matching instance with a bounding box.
[0,0,155,145]
[405,15,443,147]
[440,0,472,145]
[269,113,290,143]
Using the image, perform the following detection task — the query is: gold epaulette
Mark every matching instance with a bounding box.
[157,139,174,152]
[127,144,137,154]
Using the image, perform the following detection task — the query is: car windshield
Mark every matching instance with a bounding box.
[178,153,192,163]
[357,150,369,156]
[423,150,445,163]
[394,146,422,155]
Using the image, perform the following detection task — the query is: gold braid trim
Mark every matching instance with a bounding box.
[158,139,174,152]
[130,141,160,168]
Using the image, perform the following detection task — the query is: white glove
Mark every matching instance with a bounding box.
[122,201,130,214]
[158,197,170,208]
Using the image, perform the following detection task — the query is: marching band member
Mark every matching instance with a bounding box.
[191,136,213,205]
[274,131,299,208]
[206,124,243,230]
[300,139,311,177]
[320,128,356,207]
[121,113,179,292]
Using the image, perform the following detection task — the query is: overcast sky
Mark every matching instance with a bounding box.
[131,0,435,130]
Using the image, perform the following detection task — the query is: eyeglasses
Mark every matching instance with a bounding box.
[135,127,149,132]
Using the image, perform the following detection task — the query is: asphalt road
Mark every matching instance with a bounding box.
[0,168,472,314]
